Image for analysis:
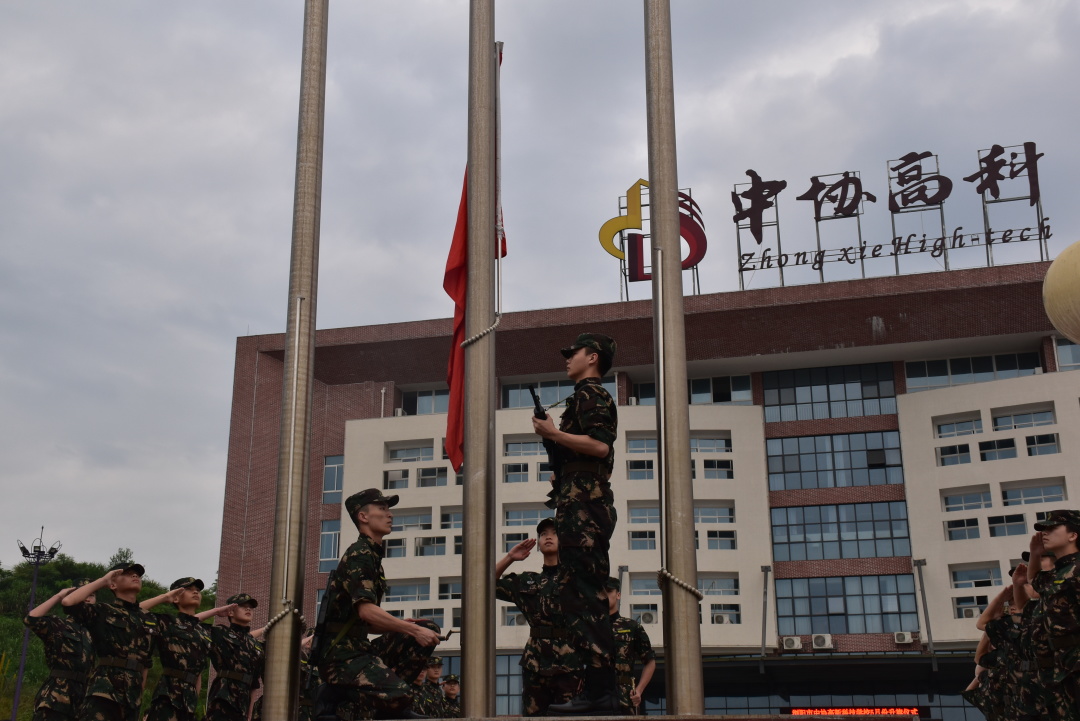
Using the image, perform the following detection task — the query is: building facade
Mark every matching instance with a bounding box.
[218,261,1079,719]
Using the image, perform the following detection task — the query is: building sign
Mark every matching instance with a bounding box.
[784,707,925,717]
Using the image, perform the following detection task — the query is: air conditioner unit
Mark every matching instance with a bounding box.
[628,397,639,406]
[393,408,406,417]
[812,634,834,650]
[512,614,526,626]
[894,631,914,644]
[639,612,656,624]
[962,607,977,618]
[781,636,803,651]
[712,613,729,624]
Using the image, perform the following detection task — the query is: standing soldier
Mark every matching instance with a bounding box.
[605,578,655,715]
[314,488,440,719]
[532,332,619,714]
[409,668,437,716]
[204,593,264,721]
[440,675,461,718]
[23,580,95,721]
[61,562,161,721]
[495,518,583,715]
[1013,554,1061,720]
[1029,509,1080,718]
[420,657,445,715]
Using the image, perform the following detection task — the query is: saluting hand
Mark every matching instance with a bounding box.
[508,538,536,562]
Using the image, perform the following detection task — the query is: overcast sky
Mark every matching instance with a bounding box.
[1,0,1077,586]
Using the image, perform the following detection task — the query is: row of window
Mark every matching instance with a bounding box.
[776,575,919,636]
[942,482,1065,512]
[767,432,904,491]
[944,510,1055,541]
[763,363,897,423]
[936,408,1055,438]
[937,434,1060,465]
[906,352,1041,391]
[771,502,910,562]
[631,376,753,406]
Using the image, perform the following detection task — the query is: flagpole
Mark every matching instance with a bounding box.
[644,0,704,714]
[462,0,497,717]
[264,0,329,717]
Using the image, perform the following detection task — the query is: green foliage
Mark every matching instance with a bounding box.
[107,547,134,568]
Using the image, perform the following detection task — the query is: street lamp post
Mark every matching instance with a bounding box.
[10,528,61,721]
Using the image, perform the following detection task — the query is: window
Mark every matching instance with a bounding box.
[629,530,657,550]
[503,533,528,553]
[319,520,340,573]
[504,463,529,484]
[688,375,752,405]
[771,502,910,562]
[386,582,429,602]
[502,377,616,409]
[1058,338,1080,371]
[633,382,656,405]
[323,455,344,504]
[412,608,444,627]
[906,353,1040,391]
[402,389,449,415]
[385,538,406,558]
[698,576,739,596]
[384,469,408,490]
[630,604,658,624]
[504,507,554,526]
[418,467,448,488]
[993,410,1055,430]
[937,444,970,466]
[439,580,462,600]
[455,470,464,486]
[701,459,734,479]
[315,589,326,620]
[441,510,462,529]
[627,460,654,480]
[388,445,434,463]
[775,574,919,636]
[505,441,546,456]
[630,577,662,596]
[502,607,527,626]
[452,607,462,628]
[415,536,446,556]
[954,596,989,619]
[695,505,735,524]
[710,603,741,624]
[691,437,732,453]
[936,418,982,438]
[951,566,1002,589]
[454,535,462,555]
[766,432,903,491]
[706,530,737,550]
[629,507,659,524]
[946,518,979,541]
[386,609,404,619]
[763,363,895,422]
[394,511,432,531]
[627,438,658,454]
[1003,482,1065,506]
[536,462,553,483]
[942,489,992,512]
[979,439,1017,461]
[1026,434,1061,456]
[988,514,1026,537]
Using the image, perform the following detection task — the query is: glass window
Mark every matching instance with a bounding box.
[764,363,895,422]
[388,445,434,462]
[394,512,432,531]
[536,462,553,483]
[936,419,982,438]
[1058,338,1080,371]
[502,377,617,409]
[384,469,408,490]
[691,437,732,453]
[630,577,662,596]
[323,455,344,504]
[775,573,919,636]
[439,580,462,600]
[907,352,1040,392]
[503,533,528,553]
[710,603,741,624]
[698,576,739,596]
[630,604,658,624]
[385,538,406,558]
[441,510,462,529]
[954,596,989,619]
[951,567,1002,589]
[993,410,1055,430]
[504,463,529,484]
[504,507,554,526]
[1002,483,1065,506]
[415,536,446,556]
[319,520,340,573]
[937,445,970,466]
[629,507,659,524]
[417,467,448,488]
[505,441,546,456]
[412,608,444,627]
[946,518,979,541]
[695,505,735,524]
[706,530,737,550]
[770,502,910,562]
[988,514,1026,537]
[402,389,449,416]
[386,582,429,602]
[629,530,657,550]
[502,607,527,626]
[979,439,1017,461]
[766,431,904,491]
[627,459,654,480]
[454,535,462,555]
[943,490,992,512]
[627,438,658,453]
[1026,434,1061,456]
[703,459,734,479]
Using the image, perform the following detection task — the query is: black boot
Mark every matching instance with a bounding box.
[546,667,619,715]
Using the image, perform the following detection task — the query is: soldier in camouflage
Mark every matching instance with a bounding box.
[532,332,619,714]
[1011,554,1062,720]
[419,657,445,716]
[315,488,440,719]
[205,593,265,721]
[409,668,439,716]
[495,518,584,716]
[440,675,461,718]
[605,578,655,715]
[23,579,95,721]
[61,562,159,721]
[1029,509,1080,720]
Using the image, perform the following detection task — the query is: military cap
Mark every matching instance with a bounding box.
[109,561,146,577]
[74,578,93,588]
[536,517,556,534]
[1034,509,1080,530]
[345,488,399,519]
[426,656,443,667]
[170,577,205,591]
[443,675,460,684]
[604,576,621,591]
[227,593,258,608]
[560,333,616,362]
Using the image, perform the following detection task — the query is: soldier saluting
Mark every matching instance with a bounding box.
[23,579,95,721]
[205,592,264,721]
[1028,509,1080,715]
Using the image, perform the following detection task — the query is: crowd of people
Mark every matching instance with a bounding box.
[961,509,1080,720]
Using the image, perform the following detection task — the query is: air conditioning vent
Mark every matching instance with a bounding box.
[393,408,406,417]
[512,614,526,626]
[781,636,803,651]
[812,633,834,650]
[894,631,914,644]
[712,613,729,624]
[962,607,977,619]
[639,612,656,624]
[628,397,639,405]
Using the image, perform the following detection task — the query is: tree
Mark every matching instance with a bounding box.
[107,547,134,568]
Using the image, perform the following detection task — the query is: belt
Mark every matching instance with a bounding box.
[326,621,370,638]
[529,626,570,640]
[49,670,88,683]
[1050,632,1080,651]
[617,674,635,685]
[218,671,254,685]
[96,656,148,673]
[162,667,199,685]
[560,461,608,477]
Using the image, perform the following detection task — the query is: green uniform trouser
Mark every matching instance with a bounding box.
[555,497,617,670]
[521,669,582,717]
[77,696,139,721]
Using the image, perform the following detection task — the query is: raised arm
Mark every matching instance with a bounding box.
[496,539,536,579]
[140,587,185,611]
[63,569,121,606]
[28,587,75,618]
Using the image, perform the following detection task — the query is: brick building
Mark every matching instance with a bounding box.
[217,260,1079,718]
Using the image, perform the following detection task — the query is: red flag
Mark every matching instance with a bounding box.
[443,171,469,472]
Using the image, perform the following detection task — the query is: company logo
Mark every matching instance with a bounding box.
[598,179,708,282]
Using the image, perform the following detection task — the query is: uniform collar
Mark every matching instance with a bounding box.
[229,623,251,634]
[359,532,386,558]
[574,376,602,391]
[1055,551,1078,569]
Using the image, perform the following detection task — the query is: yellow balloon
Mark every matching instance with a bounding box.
[1043,239,1080,344]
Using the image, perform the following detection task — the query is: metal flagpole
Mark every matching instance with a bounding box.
[644,0,705,714]
[264,0,329,717]
[462,0,497,716]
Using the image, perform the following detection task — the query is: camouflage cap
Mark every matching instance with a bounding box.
[1034,509,1080,531]
[109,561,145,577]
[443,674,460,684]
[170,577,205,591]
[426,656,443,667]
[536,517,556,535]
[227,593,258,608]
[345,488,400,520]
[74,578,93,588]
[604,576,621,591]
[560,333,616,362]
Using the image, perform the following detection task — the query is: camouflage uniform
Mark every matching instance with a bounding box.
[410,681,440,716]
[64,596,157,721]
[961,647,1006,721]
[546,374,618,680]
[1032,549,1080,720]
[23,611,94,721]
[441,695,461,718]
[144,611,212,721]
[496,564,584,715]
[318,530,438,718]
[611,613,655,715]
[1016,599,1063,720]
[205,621,264,721]
[983,615,1016,720]
[298,656,319,721]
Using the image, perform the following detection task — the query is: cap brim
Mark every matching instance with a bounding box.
[1033,522,1059,531]
[384,494,399,508]
[192,579,205,591]
[246,598,259,608]
[559,345,578,359]
[130,564,146,578]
